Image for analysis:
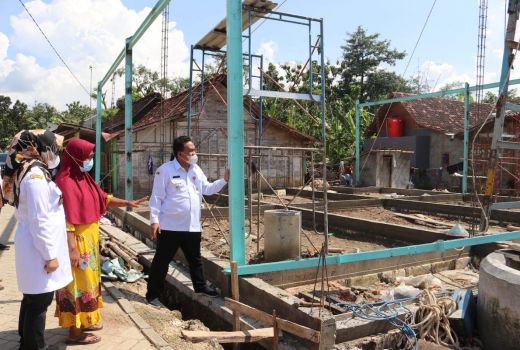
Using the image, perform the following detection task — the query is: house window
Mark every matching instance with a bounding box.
[441,153,449,167]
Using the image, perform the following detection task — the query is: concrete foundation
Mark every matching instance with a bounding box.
[477,252,520,350]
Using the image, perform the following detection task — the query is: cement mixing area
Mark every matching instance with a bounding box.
[98,184,520,350]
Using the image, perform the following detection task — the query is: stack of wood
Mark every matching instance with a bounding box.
[100,233,143,272]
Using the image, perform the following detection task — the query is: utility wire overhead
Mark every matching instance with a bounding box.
[18,0,91,97]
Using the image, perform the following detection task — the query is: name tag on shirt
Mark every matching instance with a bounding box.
[172,175,180,178]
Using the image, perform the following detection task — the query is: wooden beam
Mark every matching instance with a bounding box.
[225,298,321,343]
[273,310,279,350]
[181,328,274,343]
[230,261,240,350]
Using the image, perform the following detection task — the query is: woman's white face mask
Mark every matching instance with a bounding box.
[80,158,94,172]
[47,155,60,169]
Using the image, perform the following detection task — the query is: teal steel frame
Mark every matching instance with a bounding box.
[354,79,520,192]
[227,0,246,265]
[95,0,171,201]
[223,230,520,275]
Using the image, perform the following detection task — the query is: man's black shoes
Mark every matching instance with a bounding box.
[195,286,218,298]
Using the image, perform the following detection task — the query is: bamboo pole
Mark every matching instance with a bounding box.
[106,241,143,271]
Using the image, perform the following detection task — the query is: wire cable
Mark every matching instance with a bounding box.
[17,0,90,96]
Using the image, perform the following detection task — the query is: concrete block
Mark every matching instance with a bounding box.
[141,328,169,347]
[117,298,136,314]
[128,313,151,330]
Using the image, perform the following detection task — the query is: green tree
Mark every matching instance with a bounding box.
[0,96,29,150]
[61,101,93,126]
[339,26,406,103]
[115,65,190,99]
[25,102,62,129]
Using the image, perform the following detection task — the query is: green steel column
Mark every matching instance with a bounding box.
[463,82,469,194]
[355,100,360,185]
[227,0,245,265]
[111,139,117,193]
[95,83,102,183]
[125,37,133,201]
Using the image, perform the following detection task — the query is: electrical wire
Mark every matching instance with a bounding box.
[17,0,90,97]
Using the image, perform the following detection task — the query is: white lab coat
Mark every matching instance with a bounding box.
[149,159,227,232]
[14,166,72,294]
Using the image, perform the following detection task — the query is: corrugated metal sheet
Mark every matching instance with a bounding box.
[195,0,277,51]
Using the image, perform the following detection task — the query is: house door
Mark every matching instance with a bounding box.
[382,155,393,187]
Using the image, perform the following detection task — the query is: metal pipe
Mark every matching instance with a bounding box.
[319,18,329,254]
[259,54,264,146]
[227,0,246,265]
[355,100,360,186]
[463,82,469,194]
[95,83,102,183]
[112,139,117,192]
[187,45,194,137]
[201,48,205,111]
[257,154,261,255]
[248,149,253,241]
[245,145,321,151]
[99,0,171,88]
[311,152,316,231]
[244,6,322,23]
[124,37,133,201]
[360,78,520,108]
[224,230,520,276]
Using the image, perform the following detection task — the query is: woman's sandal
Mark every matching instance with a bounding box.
[82,324,103,331]
[66,332,101,345]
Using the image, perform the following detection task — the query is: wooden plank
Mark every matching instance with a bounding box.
[181,328,274,343]
[299,292,346,314]
[230,262,240,332]
[272,310,279,350]
[393,212,453,228]
[225,298,321,343]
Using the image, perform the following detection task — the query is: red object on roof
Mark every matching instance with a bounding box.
[387,117,404,137]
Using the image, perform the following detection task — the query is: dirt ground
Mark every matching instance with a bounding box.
[200,216,403,263]
[332,206,507,233]
[258,194,322,205]
[113,279,223,350]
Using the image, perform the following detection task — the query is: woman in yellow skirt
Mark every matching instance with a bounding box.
[55,138,146,345]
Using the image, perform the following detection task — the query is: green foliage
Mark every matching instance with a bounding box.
[339,26,406,103]
[61,101,93,126]
[114,65,190,100]
[0,96,29,150]
[260,26,411,163]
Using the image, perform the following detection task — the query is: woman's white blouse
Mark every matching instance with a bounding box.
[14,166,72,294]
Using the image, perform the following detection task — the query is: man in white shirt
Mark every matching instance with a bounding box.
[146,136,229,305]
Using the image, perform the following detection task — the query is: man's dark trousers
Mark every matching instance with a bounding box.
[18,291,54,350]
[146,230,205,300]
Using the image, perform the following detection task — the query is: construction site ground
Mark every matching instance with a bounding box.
[112,279,223,350]
[332,206,507,233]
[200,217,404,263]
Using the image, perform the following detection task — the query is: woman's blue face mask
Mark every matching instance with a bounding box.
[80,158,94,172]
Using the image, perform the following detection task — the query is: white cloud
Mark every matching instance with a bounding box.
[0,0,189,110]
[256,40,277,63]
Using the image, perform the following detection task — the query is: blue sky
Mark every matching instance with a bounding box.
[0,0,509,109]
